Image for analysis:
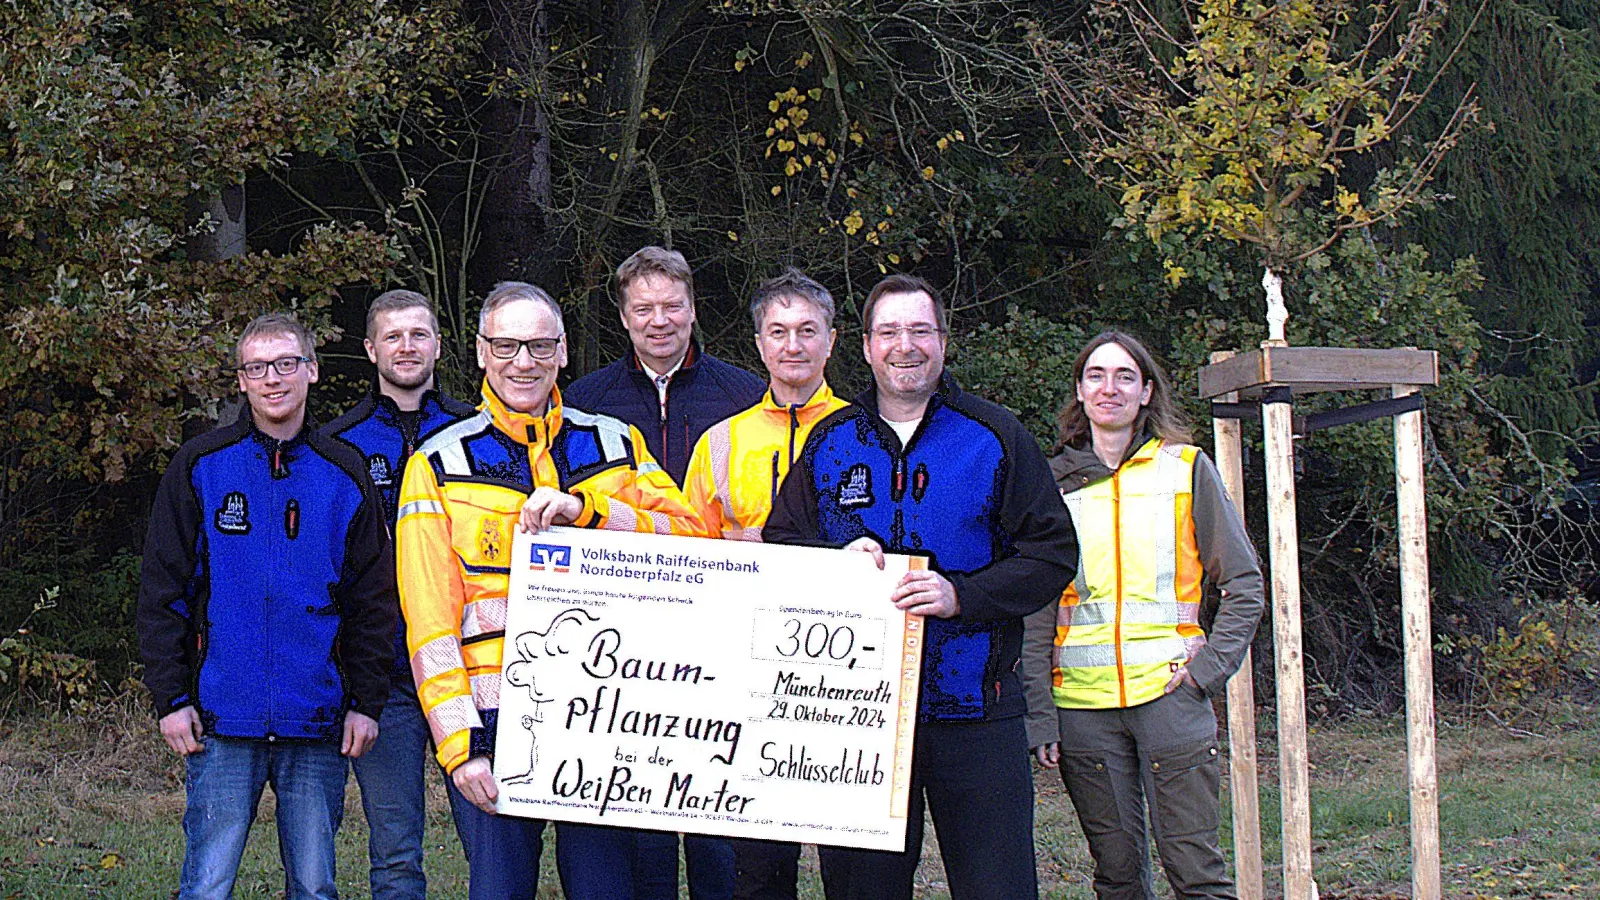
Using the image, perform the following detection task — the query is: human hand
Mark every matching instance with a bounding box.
[158,706,204,756]
[452,756,499,814]
[520,487,582,533]
[891,569,960,618]
[843,536,886,570]
[1164,666,1201,695]
[1033,742,1060,769]
[341,711,380,758]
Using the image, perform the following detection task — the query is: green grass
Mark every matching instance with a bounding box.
[2,697,1596,898]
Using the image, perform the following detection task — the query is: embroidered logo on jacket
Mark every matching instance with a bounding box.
[214,492,251,535]
[478,517,504,562]
[838,463,874,509]
[367,455,393,487]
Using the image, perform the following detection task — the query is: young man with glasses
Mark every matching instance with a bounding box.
[764,274,1078,900]
[137,312,397,899]
[394,282,707,900]
[322,290,477,900]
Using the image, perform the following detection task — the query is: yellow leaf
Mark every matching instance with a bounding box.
[769,99,781,113]
[953,130,965,141]
[735,59,747,72]
[921,166,935,181]
[770,185,782,196]
[887,253,901,264]
[99,853,122,870]
[785,158,802,177]
[727,231,739,242]
[777,139,796,153]
[936,137,949,151]
[843,210,864,234]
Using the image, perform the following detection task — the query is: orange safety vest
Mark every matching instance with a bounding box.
[1051,438,1208,709]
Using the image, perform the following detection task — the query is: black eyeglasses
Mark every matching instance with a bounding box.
[237,356,312,379]
[479,334,563,360]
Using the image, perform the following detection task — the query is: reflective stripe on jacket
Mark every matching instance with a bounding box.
[395,381,708,772]
[1051,437,1207,709]
[682,383,849,540]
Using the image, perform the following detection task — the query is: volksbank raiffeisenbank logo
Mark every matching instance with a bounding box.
[530,543,572,573]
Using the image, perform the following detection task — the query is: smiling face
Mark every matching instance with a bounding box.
[620,273,696,374]
[365,305,441,393]
[237,331,317,438]
[757,296,835,404]
[477,299,567,413]
[863,290,946,411]
[1076,340,1153,435]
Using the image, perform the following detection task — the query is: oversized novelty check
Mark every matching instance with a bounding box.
[493,527,924,851]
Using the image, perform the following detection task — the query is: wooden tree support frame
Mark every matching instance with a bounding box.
[1202,345,1441,900]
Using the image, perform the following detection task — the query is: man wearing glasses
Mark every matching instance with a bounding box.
[394,282,707,900]
[563,245,763,898]
[322,290,476,900]
[764,274,1078,900]
[137,312,397,899]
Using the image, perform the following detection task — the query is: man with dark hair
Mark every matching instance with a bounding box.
[138,312,396,899]
[396,282,707,900]
[565,245,766,486]
[562,246,763,899]
[764,275,1078,900]
[322,289,476,900]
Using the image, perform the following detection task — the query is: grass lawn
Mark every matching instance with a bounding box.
[1,695,1595,898]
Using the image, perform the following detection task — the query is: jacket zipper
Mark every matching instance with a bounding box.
[769,451,781,508]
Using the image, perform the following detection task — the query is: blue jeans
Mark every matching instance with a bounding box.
[351,686,429,900]
[445,770,547,900]
[179,736,347,900]
[818,717,1038,900]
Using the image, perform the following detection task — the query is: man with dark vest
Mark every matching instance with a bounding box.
[563,245,765,899]
[322,289,476,900]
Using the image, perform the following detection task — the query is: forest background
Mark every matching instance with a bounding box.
[1,0,1598,724]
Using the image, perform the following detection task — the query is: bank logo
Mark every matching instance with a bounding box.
[214,491,251,535]
[529,543,571,573]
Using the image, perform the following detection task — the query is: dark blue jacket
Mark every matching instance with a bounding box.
[137,415,396,741]
[563,339,765,486]
[322,385,476,682]
[764,374,1078,722]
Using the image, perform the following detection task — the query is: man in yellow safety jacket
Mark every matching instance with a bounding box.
[395,281,706,900]
[681,267,846,899]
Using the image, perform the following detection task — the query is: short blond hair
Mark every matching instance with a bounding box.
[366,289,438,339]
[615,246,694,309]
[235,312,315,367]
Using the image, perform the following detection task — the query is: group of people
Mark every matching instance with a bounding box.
[136,245,1265,900]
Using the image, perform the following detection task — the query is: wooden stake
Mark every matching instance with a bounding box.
[1393,383,1441,900]
[1262,390,1315,900]
[1211,351,1264,900]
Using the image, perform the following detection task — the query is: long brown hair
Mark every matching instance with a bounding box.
[1056,331,1191,450]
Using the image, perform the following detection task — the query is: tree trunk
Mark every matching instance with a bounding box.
[475,0,554,290]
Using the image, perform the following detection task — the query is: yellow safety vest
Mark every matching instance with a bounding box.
[682,383,849,540]
[396,382,707,772]
[1051,438,1208,709]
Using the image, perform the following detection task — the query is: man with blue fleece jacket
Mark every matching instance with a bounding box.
[322,290,475,900]
[138,312,395,900]
[764,274,1078,900]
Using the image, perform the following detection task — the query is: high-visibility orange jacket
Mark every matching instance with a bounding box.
[1022,437,1264,729]
[396,382,707,772]
[682,383,849,540]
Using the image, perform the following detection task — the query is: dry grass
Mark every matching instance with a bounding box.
[1,699,1597,898]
